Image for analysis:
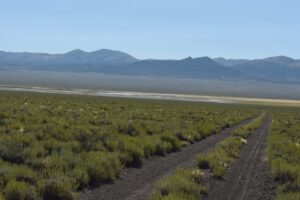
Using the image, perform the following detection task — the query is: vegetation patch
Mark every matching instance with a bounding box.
[267,110,300,199]
[0,92,256,199]
[149,113,266,199]
[149,168,207,200]
[232,111,266,138]
[196,137,244,178]
[197,113,265,178]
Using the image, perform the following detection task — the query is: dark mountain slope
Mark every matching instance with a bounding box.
[0,49,138,71]
[0,50,300,84]
[102,56,240,79]
[215,56,300,84]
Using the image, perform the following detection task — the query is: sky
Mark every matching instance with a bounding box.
[0,0,299,59]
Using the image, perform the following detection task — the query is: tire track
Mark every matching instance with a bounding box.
[231,114,270,200]
[203,114,275,200]
[79,116,256,200]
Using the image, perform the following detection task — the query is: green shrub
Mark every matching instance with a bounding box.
[0,112,8,120]
[232,111,265,138]
[161,132,182,152]
[0,134,33,163]
[41,177,74,200]
[270,158,299,182]
[155,141,173,156]
[176,129,199,143]
[150,168,206,200]
[212,165,226,178]
[0,163,38,187]
[4,180,38,200]
[0,112,8,125]
[140,136,159,158]
[117,122,138,136]
[118,140,145,167]
[197,137,243,178]
[70,166,90,190]
[198,123,215,138]
[83,151,122,182]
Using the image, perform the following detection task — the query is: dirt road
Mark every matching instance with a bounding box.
[203,114,275,200]
[79,116,256,200]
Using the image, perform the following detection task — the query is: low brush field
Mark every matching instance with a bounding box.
[0,92,256,200]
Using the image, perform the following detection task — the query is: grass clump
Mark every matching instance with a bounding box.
[197,137,244,178]
[82,151,122,183]
[4,179,38,200]
[149,168,207,200]
[41,177,75,200]
[232,111,266,138]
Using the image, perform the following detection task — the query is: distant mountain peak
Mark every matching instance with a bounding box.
[194,56,212,61]
[264,55,294,61]
[182,56,212,62]
[65,49,87,55]
[262,56,296,66]
[182,56,193,60]
[91,49,118,53]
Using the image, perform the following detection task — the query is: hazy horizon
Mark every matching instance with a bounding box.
[1,0,300,59]
[0,48,299,61]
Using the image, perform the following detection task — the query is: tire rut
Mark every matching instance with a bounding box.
[79,116,257,200]
[203,114,276,200]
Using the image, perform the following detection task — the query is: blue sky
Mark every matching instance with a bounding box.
[0,0,299,59]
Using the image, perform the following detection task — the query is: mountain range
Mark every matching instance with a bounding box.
[1,49,300,84]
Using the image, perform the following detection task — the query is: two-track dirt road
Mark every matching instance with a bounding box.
[203,114,276,200]
[80,116,257,200]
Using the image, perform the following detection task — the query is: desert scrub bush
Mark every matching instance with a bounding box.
[197,123,216,138]
[40,176,75,200]
[0,112,8,126]
[155,141,173,156]
[116,121,139,136]
[0,162,38,187]
[81,151,122,183]
[232,111,266,138]
[4,179,38,200]
[112,136,145,167]
[176,128,200,143]
[269,158,299,183]
[149,168,207,200]
[197,137,244,178]
[69,165,90,190]
[120,143,145,167]
[138,135,159,158]
[0,134,34,163]
[160,131,183,152]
